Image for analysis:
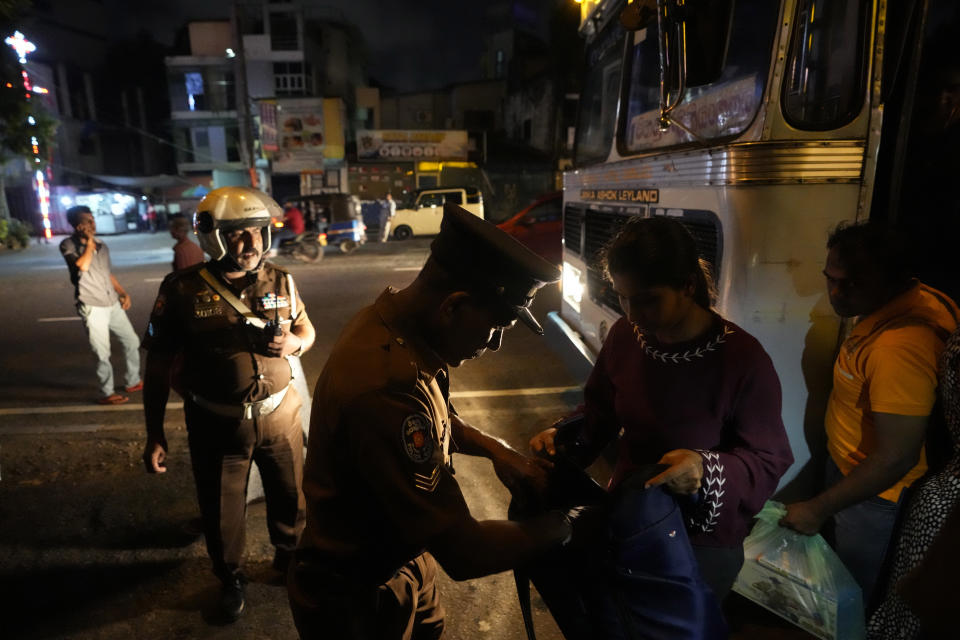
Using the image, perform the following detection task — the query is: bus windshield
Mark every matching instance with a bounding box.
[620,0,779,153]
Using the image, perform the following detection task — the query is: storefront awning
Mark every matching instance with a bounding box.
[92,174,194,189]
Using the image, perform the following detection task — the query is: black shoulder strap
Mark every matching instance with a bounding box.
[198,267,267,329]
[515,569,537,640]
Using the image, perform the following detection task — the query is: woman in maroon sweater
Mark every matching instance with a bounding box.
[531,216,794,599]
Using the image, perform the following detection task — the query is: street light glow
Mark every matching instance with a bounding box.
[5,31,36,63]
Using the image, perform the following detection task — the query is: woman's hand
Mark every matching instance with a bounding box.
[529,427,558,457]
[645,449,704,494]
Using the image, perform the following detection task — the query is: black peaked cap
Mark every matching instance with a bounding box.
[430,202,560,334]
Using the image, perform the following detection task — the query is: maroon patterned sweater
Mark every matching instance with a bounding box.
[580,315,794,548]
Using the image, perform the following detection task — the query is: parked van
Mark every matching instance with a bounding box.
[391,187,484,239]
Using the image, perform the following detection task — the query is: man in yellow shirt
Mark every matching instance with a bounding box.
[782,221,958,606]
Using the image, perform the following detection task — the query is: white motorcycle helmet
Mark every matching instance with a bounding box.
[194,186,281,269]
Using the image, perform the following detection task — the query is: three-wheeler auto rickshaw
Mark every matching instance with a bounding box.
[283,193,367,254]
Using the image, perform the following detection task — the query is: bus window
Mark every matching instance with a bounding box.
[619,0,778,153]
[782,0,870,130]
[574,19,625,166]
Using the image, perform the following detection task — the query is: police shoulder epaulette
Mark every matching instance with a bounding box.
[165,261,207,286]
[266,261,291,276]
[383,336,420,394]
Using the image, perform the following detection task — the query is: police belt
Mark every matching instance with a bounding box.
[190,384,290,420]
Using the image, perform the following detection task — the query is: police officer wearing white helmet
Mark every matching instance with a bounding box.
[141,186,315,622]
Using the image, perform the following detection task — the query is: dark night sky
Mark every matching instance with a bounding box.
[106,0,491,93]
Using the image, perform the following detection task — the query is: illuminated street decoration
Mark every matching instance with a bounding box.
[6,30,52,238]
[4,31,35,63]
[35,170,50,233]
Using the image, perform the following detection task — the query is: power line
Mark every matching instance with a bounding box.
[95,120,225,165]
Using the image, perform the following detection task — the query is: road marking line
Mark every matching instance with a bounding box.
[450,386,580,399]
[0,402,184,416]
[0,388,580,416]
[37,316,81,323]
[144,277,165,282]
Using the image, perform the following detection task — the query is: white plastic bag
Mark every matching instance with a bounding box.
[733,501,865,640]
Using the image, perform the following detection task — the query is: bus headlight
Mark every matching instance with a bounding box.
[562,262,584,312]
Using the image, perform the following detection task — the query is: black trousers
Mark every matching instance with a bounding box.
[185,388,305,582]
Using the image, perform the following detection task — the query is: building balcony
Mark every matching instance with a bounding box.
[242,34,303,62]
[166,55,234,68]
[177,160,245,173]
[171,109,239,121]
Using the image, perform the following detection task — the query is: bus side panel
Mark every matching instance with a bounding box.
[715,184,857,491]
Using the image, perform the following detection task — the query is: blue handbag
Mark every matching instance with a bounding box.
[510,424,726,639]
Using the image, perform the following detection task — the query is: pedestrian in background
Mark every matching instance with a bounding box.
[142,187,314,623]
[378,192,395,242]
[168,214,204,272]
[59,205,142,405]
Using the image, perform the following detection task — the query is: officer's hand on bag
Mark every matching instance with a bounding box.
[562,505,606,552]
[143,436,168,474]
[645,449,703,494]
[493,447,553,495]
[529,427,558,458]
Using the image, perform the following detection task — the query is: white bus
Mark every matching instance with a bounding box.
[551,0,960,491]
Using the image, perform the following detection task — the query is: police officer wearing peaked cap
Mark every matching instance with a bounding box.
[288,202,573,640]
[429,199,561,334]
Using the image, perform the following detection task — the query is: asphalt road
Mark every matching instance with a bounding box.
[0,233,580,640]
[0,233,810,639]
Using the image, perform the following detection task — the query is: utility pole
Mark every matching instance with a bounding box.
[231,2,257,187]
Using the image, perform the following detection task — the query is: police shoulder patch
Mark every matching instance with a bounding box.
[401,413,434,463]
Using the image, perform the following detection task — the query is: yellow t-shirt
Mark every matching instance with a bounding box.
[825,282,958,503]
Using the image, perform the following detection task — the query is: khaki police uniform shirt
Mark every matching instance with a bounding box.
[299,288,470,586]
[142,261,310,404]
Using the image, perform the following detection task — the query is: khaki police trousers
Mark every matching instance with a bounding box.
[185,388,306,582]
[288,552,444,640]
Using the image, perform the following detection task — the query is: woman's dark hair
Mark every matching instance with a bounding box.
[602,216,715,308]
[827,221,912,287]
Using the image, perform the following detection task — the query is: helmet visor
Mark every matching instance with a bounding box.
[216,216,272,233]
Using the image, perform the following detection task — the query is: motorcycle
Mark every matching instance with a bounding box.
[274,230,327,263]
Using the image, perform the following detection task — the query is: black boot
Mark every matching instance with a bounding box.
[219,574,246,622]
